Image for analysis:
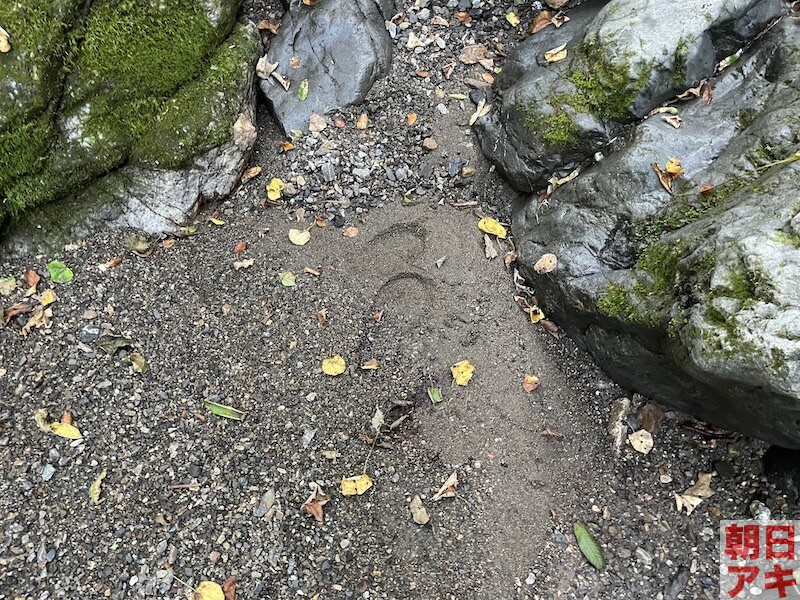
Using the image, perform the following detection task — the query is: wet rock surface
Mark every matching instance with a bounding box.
[0,0,260,256]
[513,16,800,446]
[259,0,396,134]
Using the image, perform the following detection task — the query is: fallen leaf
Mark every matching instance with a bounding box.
[699,183,715,196]
[47,260,73,284]
[49,421,83,440]
[675,472,715,515]
[278,140,295,153]
[534,253,558,274]
[505,11,520,26]
[241,166,262,183]
[290,56,302,68]
[208,217,226,226]
[574,522,605,569]
[309,113,327,133]
[97,334,135,355]
[477,216,507,239]
[322,354,346,376]
[301,482,329,522]
[541,427,564,438]
[531,10,553,33]
[652,161,677,193]
[545,43,568,63]
[161,239,176,249]
[20,307,52,335]
[373,311,383,322]
[504,249,517,270]
[61,411,73,425]
[24,269,40,289]
[407,113,418,126]
[192,581,225,600]
[315,217,327,228]
[316,308,327,324]
[257,19,279,33]
[233,259,254,270]
[662,115,682,128]
[89,469,107,505]
[356,113,369,129]
[0,276,17,296]
[628,429,654,454]
[529,306,545,323]
[522,374,540,392]
[432,471,458,501]
[483,234,498,259]
[3,302,30,325]
[541,319,560,338]
[105,257,122,268]
[341,474,373,496]
[298,79,309,101]
[333,115,346,128]
[636,403,664,433]
[469,98,491,126]
[371,407,385,433]
[233,242,248,254]
[271,71,290,91]
[256,56,277,80]
[410,495,430,525]
[267,177,285,200]
[546,0,568,7]
[665,157,683,176]
[222,577,236,600]
[361,358,380,370]
[289,229,311,246]
[204,400,246,421]
[459,44,488,66]
[127,352,148,373]
[427,387,443,404]
[0,26,9,53]
[304,267,321,276]
[279,271,296,287]
[451,360,474,386]
[343,226,359,238]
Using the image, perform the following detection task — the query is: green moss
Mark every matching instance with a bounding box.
[672,38,689,86]
[774,231,800,248]
[133,24,257,169]
[597,283,637,319]
[520,107,579,147]
[636,242,682,296]
[562,37,647,120]
[1,0,249,220]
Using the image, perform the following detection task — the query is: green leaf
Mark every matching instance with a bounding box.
[427,387,443,404]
[298,79,309,101]
[574,522,605,569]
[0,276,16,296]
[204,400,246,421]
[279,271,296,287]
[448,93,467,100]
[47,261,73,284]
[371,408,385,434]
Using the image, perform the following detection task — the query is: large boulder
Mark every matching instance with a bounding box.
[259,0,396,134]
[0,0,260,256]
[474,0,785,192]
[513,16,800,447]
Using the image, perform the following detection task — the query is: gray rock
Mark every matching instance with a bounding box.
[259,0,396,134]
[475,0,785,192]
[41,464,55,482]
[0,3,260,256]
[513,18,800,447]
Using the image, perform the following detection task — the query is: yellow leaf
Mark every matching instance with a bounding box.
[288,229,311,246]
[40,289,57,307]
[267,177,285,200]
[49,421,83,439]
[356,113,369,129]
[192,581,225,600]
[545,43,568,63]
[477,217,507,239]
[322,354,346,376]
[665,157,683,176]
[208,217,225,226]
[341,474,373,496]
[89,469,107,505]
[451,360,474,386]
[0,26,10,53]
[505,11,520,26]
[522,374,540,392]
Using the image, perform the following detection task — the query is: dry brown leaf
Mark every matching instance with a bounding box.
[545,43,568,63]
[278,140,295,152]
[315,217,327,228]
[222,577,236,600]
[541,427,564,438]
[241,166,262,183]
[343,226,359,238]
[540,319,560,338]
[373,311,383,322]
[653,162,674,193]
[483,234,498,259]
[636,403,665,433]
[257,19,280,33]
[105,257,122,268]
[161,239,176,249]
[534,253,558,274]
[61,411,73,425]
[361,358,380,370]
[546,0,568,7]
[290,56,302,68]
[432,472,458,501]
[256,55,278,79]
[522,374,541,392]
[628,429,654,454]
[407,113,418,126]
[459,44,488,65]
[302,482,329,522]
[531,10,553,33]
[304,267,321,276]
[25,269,40,289]
[356,113,369,129]
[333,115,346,128]
[309,113,327,133]
[675,472,715,515]
[21,307,51,336]
[699,183,715,196]
[316,308,328,325]
[504,249,517,270]
[3,302,30,325]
